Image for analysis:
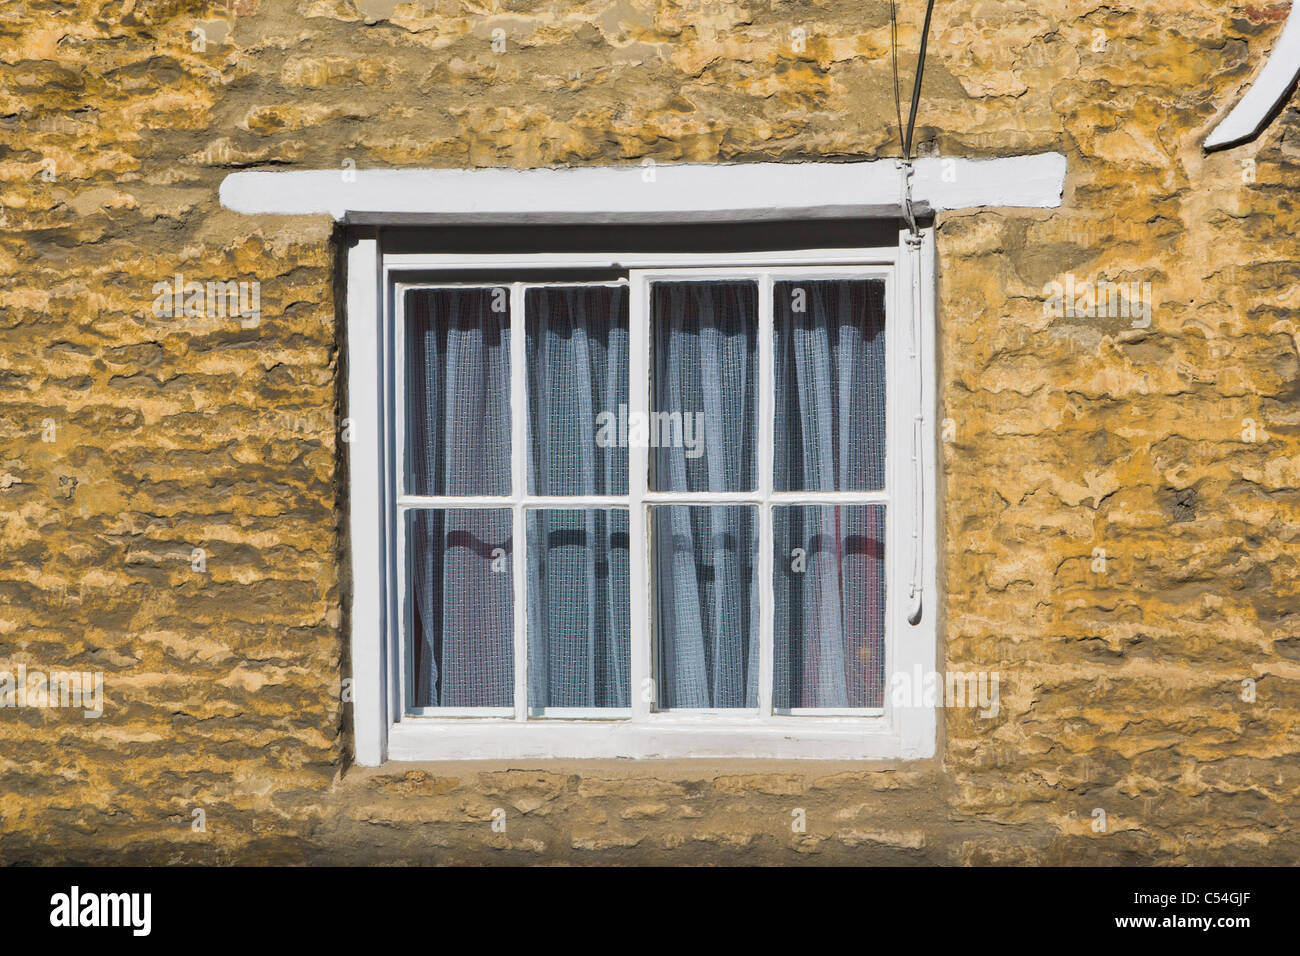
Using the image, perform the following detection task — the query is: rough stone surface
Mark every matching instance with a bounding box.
[1,0,1298,864]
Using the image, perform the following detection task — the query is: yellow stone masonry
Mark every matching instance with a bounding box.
[0,0,1296,863]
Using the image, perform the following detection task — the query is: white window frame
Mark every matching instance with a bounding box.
[345,232,938,762]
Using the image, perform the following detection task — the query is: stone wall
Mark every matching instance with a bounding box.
[1,0,1297,863]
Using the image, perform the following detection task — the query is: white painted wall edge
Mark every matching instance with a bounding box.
[219,153,1066,223]
[344,235,386,766]
[1205,3,1300,149]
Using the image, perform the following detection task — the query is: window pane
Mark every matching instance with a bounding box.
[773,504,885,710]
[527,508,630,711]
[652,504,758,708]
[406,508,513,708]
[774,279,885,491]
[651,281,757,492]
[526,286,629,496]
[405,288,511,496]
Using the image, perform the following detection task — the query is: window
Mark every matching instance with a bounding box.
[346,232,937,761]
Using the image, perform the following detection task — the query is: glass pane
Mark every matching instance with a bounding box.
[527,508,630,712]
[406,508,513,708]
[652,504,758,708]
[526,286,629,496]
[773,504,885,710]
[650,281,757,492]
[405,287,511,496]
[774,279,885,491]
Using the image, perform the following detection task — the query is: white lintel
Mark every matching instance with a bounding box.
[1205,2,1300,150]
[219,153,1067,224]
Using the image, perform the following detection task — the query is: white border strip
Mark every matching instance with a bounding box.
[221,154,1066,223]
[1205,4,1300,149]
[344,232,387,765]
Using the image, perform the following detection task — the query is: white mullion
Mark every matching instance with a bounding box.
[642,491,762,504]
[769,491,888,505]
[510,281,528,722]
[398,494,512,508]
[400,493,643,509]
[408,707,513,718]
[522,496,626,509]
[885,238,907,736]
[393,280,409,721]
[757,272,775,719]
[628,271,651,721]
[385,250,896,272]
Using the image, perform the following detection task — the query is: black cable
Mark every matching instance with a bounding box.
[903,0,938,161]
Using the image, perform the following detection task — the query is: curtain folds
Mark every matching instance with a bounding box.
[526,286,628,496]
[405,288,513,708]
[773,280,887,708]
[653,505,758,708]
[774,280,885,492]
[773,504,885,709]
[408,507,514,708]
[527,508,630,709]
[651,282,757,494]
[651,282,759,708]
[405,287,510,497]
[525,287,630,710]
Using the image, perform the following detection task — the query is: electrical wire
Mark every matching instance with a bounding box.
[904,0,938,161]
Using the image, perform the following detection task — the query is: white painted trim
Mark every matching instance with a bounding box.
[527,707,635,720]
[757,272,775,721]
[895,226,938,760]
[387,718,903,761]
[509,282,528,724]
[395,492,888,507]
[385,250,899,270]
[628,270,652,724]
[344,233,387,766]
[407,706,513,718]
[1206,4,1300,149]
[221,155,1066,223]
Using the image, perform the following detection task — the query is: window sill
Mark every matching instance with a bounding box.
[385,713,933,762]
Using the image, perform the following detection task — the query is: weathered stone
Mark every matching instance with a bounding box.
[0,0,1297,866]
